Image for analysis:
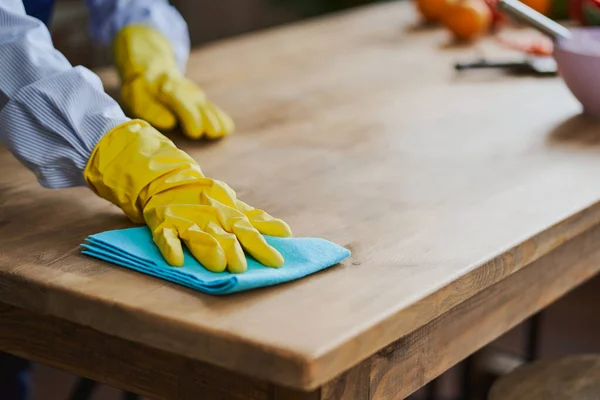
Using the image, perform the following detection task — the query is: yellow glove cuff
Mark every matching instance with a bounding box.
[84,120,203,223]
[112,25,179,83]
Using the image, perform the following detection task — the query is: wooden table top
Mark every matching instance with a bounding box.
[2,1,600,391]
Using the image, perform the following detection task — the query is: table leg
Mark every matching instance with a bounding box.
[525,313,542,362]
[68,377,96,400]
[124,391,140,400]
[424,377,439,400]
[461,356,475,400]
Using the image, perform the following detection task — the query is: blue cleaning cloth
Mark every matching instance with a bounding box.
[81,227,350,295]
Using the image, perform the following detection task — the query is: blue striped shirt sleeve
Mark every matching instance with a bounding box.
[85,0,190,72]
[0,0,129,189]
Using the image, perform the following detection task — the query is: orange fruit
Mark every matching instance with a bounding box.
[416,0,451,22]
[442,0,493,41]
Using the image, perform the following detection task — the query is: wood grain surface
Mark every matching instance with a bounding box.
[0,303,270,400]
[489,355,600,400]
[366,221,600,399]
[2,219,599,399]
[2,0,600,392]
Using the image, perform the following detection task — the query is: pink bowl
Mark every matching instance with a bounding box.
[554,28,600,118]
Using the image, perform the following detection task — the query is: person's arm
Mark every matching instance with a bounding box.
[0,0,290,272]
[84,0,234,140]
[84,0,190,72]
[0,0,129,188]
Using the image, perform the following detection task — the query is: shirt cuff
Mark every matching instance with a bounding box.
[0,66,130,189]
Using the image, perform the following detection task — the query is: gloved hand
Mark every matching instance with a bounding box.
[84,120,291,273]
[112,25,234,140]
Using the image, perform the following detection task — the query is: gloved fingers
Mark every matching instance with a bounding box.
[179,224,227,273]
[205,195,287,240]
[205,222,247,274]
[236,200,292,237]
[208,102,235,137]
[200,180,238,209]
[248,213,292,238]
[143,101,178,132]
[201,102,235,139]
[152,225,185,267]
[147,204,226,270]
[122,79,177,130]
[150,204,220,227]
[159,79,205,139]
[201,105,226,140]
[232,218,285,268]
[164,205,247,273]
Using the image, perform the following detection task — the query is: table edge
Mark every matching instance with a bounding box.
[2,201,600,389]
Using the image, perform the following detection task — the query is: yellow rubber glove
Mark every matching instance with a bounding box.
[112,25,234,140]
[84,120,291,273]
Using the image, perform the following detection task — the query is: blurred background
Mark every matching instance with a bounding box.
[50,0,383,68]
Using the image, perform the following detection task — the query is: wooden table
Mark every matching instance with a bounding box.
[2,2,600,399]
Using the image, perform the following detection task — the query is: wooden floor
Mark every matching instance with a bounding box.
[30,272,600,400]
